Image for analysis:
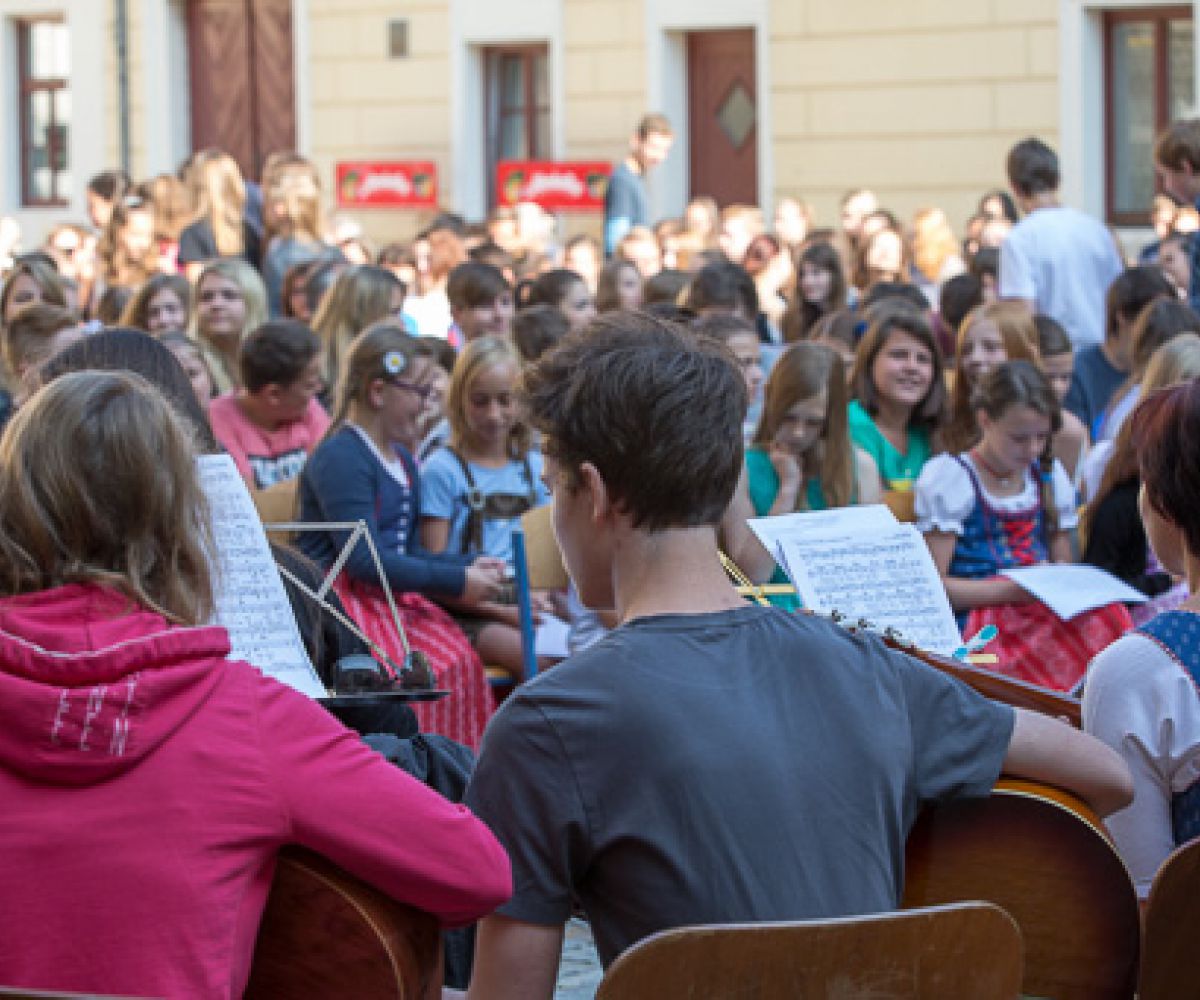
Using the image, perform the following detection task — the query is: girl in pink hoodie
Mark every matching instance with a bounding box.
[0,370,511,999]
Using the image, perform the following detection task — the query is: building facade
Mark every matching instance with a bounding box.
[1,0,1194,246]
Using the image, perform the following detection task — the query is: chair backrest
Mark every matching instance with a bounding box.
[520,504,568,591]
[253,478,299,544]
[1138,836,1200,1000]
[904,781,1140,999]
[881,489,916,523]
[594,902,1022,1000]
[245,846,442,1000]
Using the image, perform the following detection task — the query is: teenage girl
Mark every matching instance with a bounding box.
[261,155,326,317]
[595,258,643,313]
[97,194,159,291]
[781,241,847,342]
[178,149,260,283]
[518,268,597,333]
[1034,315,1090,483]
[120,273,191,336]
[848,307,947,491]
[916,360,1131,691]
[190,258,269,394]
[311,264,405,392]
[298,322,507,747]
[159,331,217,414]
[419,336,554,678]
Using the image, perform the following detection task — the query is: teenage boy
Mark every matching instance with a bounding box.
[603,113,674,256]
[1154,118,1200,314]
[461,313,1133,999]
[999,137,1124,350]
[446,262,515,346]
[207,319,328,490]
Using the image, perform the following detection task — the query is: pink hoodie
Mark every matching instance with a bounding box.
[0,583,511,999]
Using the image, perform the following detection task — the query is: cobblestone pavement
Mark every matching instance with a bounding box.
[554,918,603,999]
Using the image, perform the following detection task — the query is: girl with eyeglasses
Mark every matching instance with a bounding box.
[299,321,507,747]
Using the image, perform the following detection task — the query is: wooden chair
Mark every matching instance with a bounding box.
[594,901,1022,1000]
[251,478,299,545]
[1137,835,1200,1000]
[903,780,1140,999]
[881,488,916,523]
[520,504,568,590]
[246,846,442,999]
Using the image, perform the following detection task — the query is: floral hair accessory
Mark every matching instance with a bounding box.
[383,350,406,375]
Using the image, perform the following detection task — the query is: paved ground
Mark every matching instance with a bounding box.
[555,918,603,999]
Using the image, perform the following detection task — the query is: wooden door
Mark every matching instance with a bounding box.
[687,29,758,207]
[188,0,296,180]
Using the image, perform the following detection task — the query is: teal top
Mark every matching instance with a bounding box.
[847,399,931,492]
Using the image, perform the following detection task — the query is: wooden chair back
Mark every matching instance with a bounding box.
[881,489,916,523]
[595,901,1022,1000]
[903,781,1139,999]
[245,846,442,999]
[1138,835,1200,1000]
[253,479,299,544]
[520,504,568,591]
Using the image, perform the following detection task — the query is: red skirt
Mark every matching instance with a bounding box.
[964,600,1132,692]
[334,577,492,749]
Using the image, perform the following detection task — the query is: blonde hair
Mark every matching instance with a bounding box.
[191,258,268,344]
[187,149,247,258]
[446,336,530,458]
[262,154,324,246]
[753,342,854,509]
[945,301,1041,453]
[312,265,403,388]
[0,370,214,625]
[330,320,421,431]
[911,207,961,285]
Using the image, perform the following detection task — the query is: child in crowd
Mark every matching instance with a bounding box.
[207,320,329,491]
[1157,231,1192,295]
[446,262,515,345]
[159,331,217,414]
[916,360,1130,691]
[517,269,596,334]
[1033,315,1090,481]
[595,258,643,313]
[420,337,552,678]
[177,149,260,282]
[190,258,269,393]
[1,304,84,409]
[97,194,158,292]
[1065,266,1173,437]
[782,241,847,343]
[692,313,765,441]
[936,274,984,362]
[848,307,946,491]
[311,264,405,394]
[298,322,507,747]
[808,309,858,375]
[513,305,569,367]
[1,257,67,329]
[261,155,326,317]
[1082,335,1200,624]
[120,272,191,335]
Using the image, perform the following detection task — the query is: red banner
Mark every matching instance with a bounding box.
[335,161,438,208]
[496,161,611,211]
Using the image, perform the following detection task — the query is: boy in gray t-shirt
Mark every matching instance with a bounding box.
[460,313,1134,1000]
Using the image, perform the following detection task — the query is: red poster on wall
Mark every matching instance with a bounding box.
[335,161,439,207]
[495,161,611,211]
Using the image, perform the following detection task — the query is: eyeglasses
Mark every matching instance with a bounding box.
[385,376,434,402]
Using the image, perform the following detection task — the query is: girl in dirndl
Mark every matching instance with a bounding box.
[298,320,507,747]
[916,360,1130,691]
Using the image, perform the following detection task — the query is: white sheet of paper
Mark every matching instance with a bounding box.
[778,525,962,655]
[534,614,571,658]
[198,455,327,699]
[748,504,899,579]
[1000,564,1148,620]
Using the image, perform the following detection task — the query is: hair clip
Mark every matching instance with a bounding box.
[853,319,869,343]
[383,350,406,375]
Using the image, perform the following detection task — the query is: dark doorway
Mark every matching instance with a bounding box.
[687,28,758,207]
[188,0,296,180]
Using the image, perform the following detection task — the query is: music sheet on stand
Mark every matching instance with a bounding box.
[198,455,327,698]
[779,525,963,656]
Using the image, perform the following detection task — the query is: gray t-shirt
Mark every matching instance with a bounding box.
[465,605,1013,966]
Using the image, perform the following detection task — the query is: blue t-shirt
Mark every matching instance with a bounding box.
[421,448,549,564]
[603,161,648,255]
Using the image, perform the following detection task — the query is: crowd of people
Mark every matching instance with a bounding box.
[5,112,1200,996]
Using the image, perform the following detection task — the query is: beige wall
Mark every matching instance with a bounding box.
[769,0,1059,233]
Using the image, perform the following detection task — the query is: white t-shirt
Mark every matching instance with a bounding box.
[914,452,1079,537]
[1079,439,1114,504]
[1084,626,1200,898]
[999,205,1124,350]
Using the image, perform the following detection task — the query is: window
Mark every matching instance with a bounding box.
[1104,7,1194,225]
[483,45,550,207]
[16,18,71,207]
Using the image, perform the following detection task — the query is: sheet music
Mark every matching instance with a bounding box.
[1001,564,1148,620]
[748,504,899,579]
[534,614,571,658]
[198,455,327,698]
[778,525,962,655]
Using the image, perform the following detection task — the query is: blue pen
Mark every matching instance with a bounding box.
[952,624,998,660]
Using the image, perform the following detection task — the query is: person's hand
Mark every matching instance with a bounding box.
[463,560,506,604]
[768,441,801,493]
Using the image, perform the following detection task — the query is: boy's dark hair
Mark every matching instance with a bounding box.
[939,274,984,335]
[642,269,690,306]
[513,305,569,364]
[1033,314,1072,357]
[517,268,583,310]
[1105,266,1175,340]
[636,113,673,140]
[469,240,515,276]
[87,170,130,202]
[1006,138,1060,197]
[860,281,927,315]
[1154,119,1200,172]
[414,335,457,373]
[684,262,758,317]
[240,319,321,393]
[691,311,757,345]
[447,261,511,310]
[522,312,745,531]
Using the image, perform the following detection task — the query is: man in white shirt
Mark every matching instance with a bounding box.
[999,137,1124,350]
